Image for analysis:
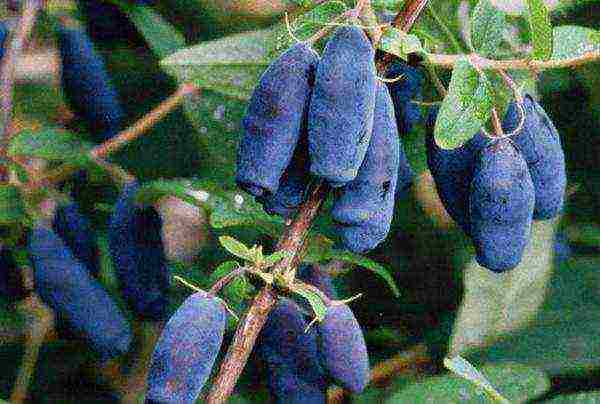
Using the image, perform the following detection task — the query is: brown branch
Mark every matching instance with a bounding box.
[205,1,431,402]
[427,50,600,70]
[25,83,198,191]
[206,182,329,403]
[0,0,43,181]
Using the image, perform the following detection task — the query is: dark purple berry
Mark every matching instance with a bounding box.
[332,82,406,227]
[308,26,377,186]
[108,181,170,321]
[469,139,535,272]
[52,202,100,277]
[147,292,226,404]
[258,298,327,404]
[386,61,424,135]
[502,95,566,220]
[0,22,8,61]
[426,106,488,235]
[318,304,369,394]
[237,43,319,198]
[29,223,132,361]
[57,24,123,142]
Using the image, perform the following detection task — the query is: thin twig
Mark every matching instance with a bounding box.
[0,0,43,180]
[26,83,198,191]
[427,51,600,70]
[205,1,431,402]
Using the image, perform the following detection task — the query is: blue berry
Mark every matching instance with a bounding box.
[147,292,226,404]
[308,26,377,186]
[237,43,319,198]
[426,107,488,234]
[57,24,124,142]
[52,202,100,277]
[386,61,424,135]
[0,22,8,61]
[108,181,170,321]
[469,139,535,272]
[258,298,327,404]
[318,304,370,394]
[29,223,132,361]
[502,95,566,220]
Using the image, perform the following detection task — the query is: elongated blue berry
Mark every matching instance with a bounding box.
[0,22,8,61]
[426,107,488,234]
[108,181,170,321]
[237,43,319,197]
[147,291,226,404]
[53,202,100,277]
[29,223,132,361]
[318,304,369,394]
[386,61,424,135]
[308,26,376,186]
[0,248,29,302]
[57,24,123,142]
[258,298,327,404]
[469,139,535,272]
[502,95,566,219]
[79,1,152,44]
[258,136,310,219]
[332,82,404,226]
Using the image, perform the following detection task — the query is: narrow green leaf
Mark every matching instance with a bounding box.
[551,25,600,61]
[208,261,239,284]
[293,284,328,322]
[470,0,506,58]
[0,185,25,225]
[123,5,186,59]
[8,129,93,166]
[323,250,400,298]
[134,179,207,211]
[378,27,424,61]
[546,391,600,403]
[263,250,291,267]
[161,30,272,100]
[218,236,255,262]
[526,0,553,60]
[444,356,510,403]
[434,57,494,150]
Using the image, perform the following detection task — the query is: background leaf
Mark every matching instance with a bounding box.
[378,27,424,61]
[433,57,493,150]
[526,0,553,60]
[551,25,600,61]
[387,363,550,403]
[8,129,93,166]
[0,185,25,226]
[545,391,600,403]
[470,0,506,58]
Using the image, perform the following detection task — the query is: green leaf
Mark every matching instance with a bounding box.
[218,236,255,262]
[322,250,400,298]
[551,25,600,61]
[293,284,328,322]
[122,5,186,59]
[134,179,207,210]
[546,391,600,403]
[267,1,348,58]
[8,129,93,165]
[263,250,291,267]
[378,27,424,61]
[433,57,494,150]
[526,0,553,60]
[450,219,557,356]
[470,0,506,58]
[224,275,254,305]
[387,363,550,403]
[371,0,404,12]
[208,261,239,284]
[0,185,25,225]
[444,356,510,403]
[161,30,272,100]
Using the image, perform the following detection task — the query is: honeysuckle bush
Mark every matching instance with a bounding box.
[0,0,599,402]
